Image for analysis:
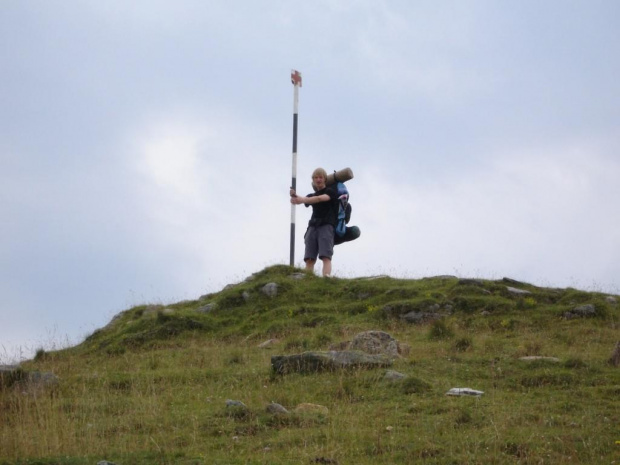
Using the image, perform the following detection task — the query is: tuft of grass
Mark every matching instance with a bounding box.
[428,319,454,340]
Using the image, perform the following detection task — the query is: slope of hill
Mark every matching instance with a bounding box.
[1,266,619,464]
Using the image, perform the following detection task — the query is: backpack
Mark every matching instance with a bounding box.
[334,182,351,238]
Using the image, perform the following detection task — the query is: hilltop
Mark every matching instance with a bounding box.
[1,265,619,464]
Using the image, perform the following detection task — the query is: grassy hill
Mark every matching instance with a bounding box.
[2,265,619,464]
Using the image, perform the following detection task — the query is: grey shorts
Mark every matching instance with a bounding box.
[304,224,334,261]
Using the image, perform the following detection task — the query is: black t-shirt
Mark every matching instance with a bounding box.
[305,186,338,227]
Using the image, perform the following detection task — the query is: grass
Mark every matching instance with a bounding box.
[1,265,619,464]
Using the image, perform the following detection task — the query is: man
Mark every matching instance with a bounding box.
[290,167,338,277]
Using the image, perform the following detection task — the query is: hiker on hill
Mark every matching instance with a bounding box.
[290,167,338,277]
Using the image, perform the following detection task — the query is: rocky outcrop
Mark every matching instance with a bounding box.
[563,304,597,319]
[349,331,400,358]
[261,283,279,297]
[271,351,392,374]
[329,331,410,357]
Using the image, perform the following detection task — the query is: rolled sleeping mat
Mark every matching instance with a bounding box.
[313,167,354,191]
[334,225,361,246]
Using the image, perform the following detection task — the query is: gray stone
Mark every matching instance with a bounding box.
[226,399,248,409]
[359,275,389,281]
[506,286,532,296]
[400,311,442,324]
[606,296,617,305]
[162,308,175,315]
[519,356,560,363]
[197,303,216,313]
[27,371,59,388]
[446,387,484,397]
[242,291,251,302]
[258,339,278,349]
[384,370,406,381]
[97,461,117,465]
[564,304,597,319]
[261,282,278,297]
[271,351,392,374]
[266,402,289,415]
[289,273,306,280]
[349,331,399,358]
[502,277,528,286]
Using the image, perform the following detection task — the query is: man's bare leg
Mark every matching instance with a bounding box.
[305,259,316,273]
[321,258,332,277]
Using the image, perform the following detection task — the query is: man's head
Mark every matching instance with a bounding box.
[312,167,327,190]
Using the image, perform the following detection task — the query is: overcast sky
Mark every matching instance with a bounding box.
[2,0,619,362]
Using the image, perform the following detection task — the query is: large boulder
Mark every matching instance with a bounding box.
[349,330,400,358]
[330,331,410,357]
[271,351,392,374]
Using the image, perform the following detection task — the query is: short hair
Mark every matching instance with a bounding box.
[312,167,327,180]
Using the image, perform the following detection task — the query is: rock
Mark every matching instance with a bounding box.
[289,273,306,280]
[400,311,442,324]
[225,399,248,409]
[294,403,329,415]
[258,339,278,349]
[605,296,617,305]
[349,331,399,358]
[502,277,528,286]
[506,286,532,296]
[162,308,175,315]
[197,303,216,313]
[481,310,491,316]
[519,356,560,363]
[242,291,251,302]
[266,402,289,415]
[271,351,392,374]
[359,275,389,280]
[609,341,620,367]
[261,283,278,297]
[446,387,484,397]
[97,461,116,465]
[384,370,406,381]
[27,371,59,388]
[564,304,597,319]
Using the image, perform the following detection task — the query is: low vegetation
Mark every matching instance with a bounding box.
[1,265,619,464]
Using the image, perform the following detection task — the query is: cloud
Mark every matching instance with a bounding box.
[336,138,620,292]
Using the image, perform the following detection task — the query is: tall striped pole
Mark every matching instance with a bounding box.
[290,69,302,266]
